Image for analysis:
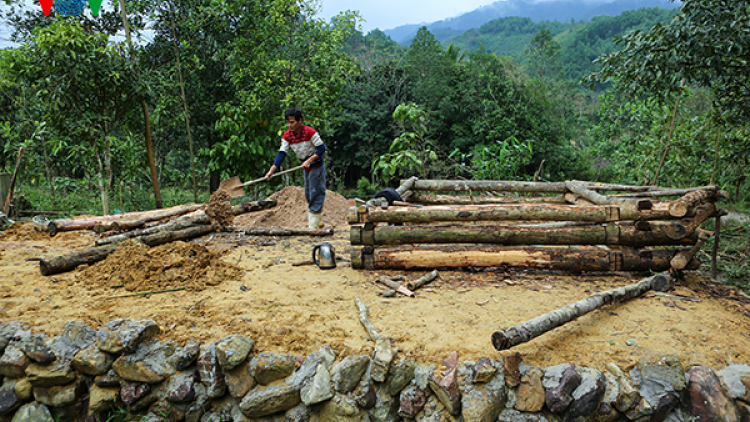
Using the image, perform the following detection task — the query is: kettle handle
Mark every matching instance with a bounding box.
[312,244,321,266]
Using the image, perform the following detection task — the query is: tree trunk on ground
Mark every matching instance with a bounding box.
[490,272,672,351]
[411,180,568,193]
[350,222,697,246]
[351,245,697,271]
[95,212,210,245]
[228,227,334,236]
[48,203,204,235]
[409,192,567,205]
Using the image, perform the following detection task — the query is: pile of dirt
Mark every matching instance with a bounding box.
[205,190,234,226]
[76,240,243,292]
[0,221,49,241]
[233,186,349,228]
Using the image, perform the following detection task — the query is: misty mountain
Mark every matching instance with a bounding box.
[383,0,680,45]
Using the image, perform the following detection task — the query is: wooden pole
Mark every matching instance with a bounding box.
[491,272,671,351]
[3,147,24,216]
[354,298,381,341]
[411,180,568,193]
[48,203,204,236]
[409,192,567,205]
[406,270,439,291]
[711,211,724,280]
[668,188,718,218]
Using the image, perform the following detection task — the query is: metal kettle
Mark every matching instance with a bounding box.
[312,243,336,270]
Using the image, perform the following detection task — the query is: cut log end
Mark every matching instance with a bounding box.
[491,330,515,351]
[669,201,689,218]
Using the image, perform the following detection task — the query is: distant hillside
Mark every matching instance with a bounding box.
[383,0,680,45]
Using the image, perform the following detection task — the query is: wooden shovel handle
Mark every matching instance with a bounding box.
[242,165,304,188]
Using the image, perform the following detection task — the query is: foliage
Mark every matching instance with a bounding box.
[451,136,533,181]
[701,219,750,294]
[583,0,750,125]
[372,103,438,183]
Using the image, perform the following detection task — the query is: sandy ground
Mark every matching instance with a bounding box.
[1,187,749,374]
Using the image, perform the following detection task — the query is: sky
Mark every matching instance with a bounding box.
[318,0,496,33]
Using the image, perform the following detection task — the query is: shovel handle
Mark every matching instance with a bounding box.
[241,165,304,188]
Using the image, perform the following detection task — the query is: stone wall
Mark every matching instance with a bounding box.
[1,318,749,422]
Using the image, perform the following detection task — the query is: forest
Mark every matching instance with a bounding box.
[0,1,748,227]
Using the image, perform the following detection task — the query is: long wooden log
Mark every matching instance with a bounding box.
[92,219,146,234]
[411,180,568,193]
[351,245,698,272]
[231,199,277,214]
[490,272,671,351]
[396,176,419,197]
[681,202,716,237]
[671,229,712,270]
[669,188,718,217]
[48,203,205,236]
[409,192,567,205]
[565,180,615,205]
[96,212,211,246]
[564,193,594,206]
[41,225,216,275]
[350,222,697,246]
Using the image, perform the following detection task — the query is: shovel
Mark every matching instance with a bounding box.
[217,165,304,198]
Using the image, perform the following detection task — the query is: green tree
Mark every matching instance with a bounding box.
[525,28,561,82]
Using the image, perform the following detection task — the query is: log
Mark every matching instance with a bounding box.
[409,192,567,205]
[564,193,594,206]
[231,199,277,214]
[680,202,716,237]
[350,222,697,247]
[230,227,334,236]
[354,297,381,340]
[491,272,670,351]
[411,180,568,193]
[92,219,145,234]
[41,225,216,275]
[40,244,119,276]
[671,230,712,270]
[48,203,204,235]
[565,180,614,205]
[3,147,24,216]
[351,245,698,272]
[396,176,419,197]
[377,276,414,297]
[406,270,440,290]
[669,188,718,218]
[96,212,211,246]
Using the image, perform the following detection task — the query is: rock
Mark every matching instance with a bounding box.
[198,342,226,398]
[370,382,400,422]
[516,366,545,412]
[371,338,395,383]
[172,339,201,371]
[319,393,363,422]
[389,356,416,396]
[0,343,29,378]
[166,370,198,402]
[0,389,20,416]
[630,355,685,421]
[591,372,620,422]
[415,363,436,390]
[112,339,176,383]
[497,408,556,422]
[94,369,121,387]
[428,352,461,416]
[543,363,581,413]
[737,401,750,422]
[286,403,311,422]
[225,359,256,399]
[473,357,498,384]
[8,402,54,422]
[504,352,523,387]
[121,382,151,405]
[12,378,32,401]
[215,334,254,371]
[459,358,506,422]
[72,343,115,376]
[353,363,376,409]
[54,321,97,361]
[331,355,370,393]
[250,353,296,386]
[301,363,333,406]
[287,346,335,390]
[687,365,739,422]
[565,366,606,422]
[16,332,54,364]
[399,384,428,418]
[24,361,76,387]
[625,396,654,421]
[415,394,458,422]
[0,322,26,355]
[605,362,638,412]
[33,377,82,407]
[88,385,120,412]
[238,383,301,417]
[96,319,160,354]
[717,363,750,402]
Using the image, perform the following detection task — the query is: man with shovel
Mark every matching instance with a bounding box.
[265,108,327,229]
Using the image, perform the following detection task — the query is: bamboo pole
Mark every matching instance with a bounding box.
[491,272,671,351]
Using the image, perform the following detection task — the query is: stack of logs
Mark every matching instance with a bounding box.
[349,178,726,274]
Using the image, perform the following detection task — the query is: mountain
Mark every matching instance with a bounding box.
[383,0,680,45]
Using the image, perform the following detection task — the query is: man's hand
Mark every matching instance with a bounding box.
[302,154,318,170]
[265,165,277,181]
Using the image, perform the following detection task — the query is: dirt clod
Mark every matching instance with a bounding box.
[206,190,234,226]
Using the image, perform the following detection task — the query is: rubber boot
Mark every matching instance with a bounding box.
[308,212,324,229]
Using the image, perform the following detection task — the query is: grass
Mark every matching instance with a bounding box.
[700,212,750,294]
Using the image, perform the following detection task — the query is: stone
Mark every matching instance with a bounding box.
[250,353,296,386]
[285,403,311,422]
[331,355,370,393]
[33,378,81,407]
[0,344,29,378]
[737,401,750,422]
[121,382,151,405]
[96,319,160,354]
[504,352,523,387]
[543,363,581,413]
[215,334,254,371]
[166,370,198,402]
[54,321,97,361]
[399,384,428,418]
[414,363,435,390]
[353,363,376,409]
[12,379,32,401]
[0,322,26,355]
[371,338,395,382]
[687,365,739,422]
[225,359,256,399]
[238,383,301,418]
[112,339,176,383]
[625,396,654,421]
[516,366,545,412]
[88,385,120,412]
[24,361,76,387]
[72,343,115,376]
[389,356,416,396]
[428,352,461,416]
[415,394,458,422]
[473,357,498,383]
[301,363,333,406]
[8,402,54,422]
[459,358,506,422]
[172,339,201,371]
[17,332,54,364]
[565,366,606,422]
[717,363,750,403]
[630,355,685,421]
[94,369,121,387]
[0,389,20,416]
[319,393,363,422]
[287,347,333,390]
[497,408,556,422]
[370,382,400,422]
[591,372,620,422]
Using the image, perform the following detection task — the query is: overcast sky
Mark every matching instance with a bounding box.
[318,0,497,33]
